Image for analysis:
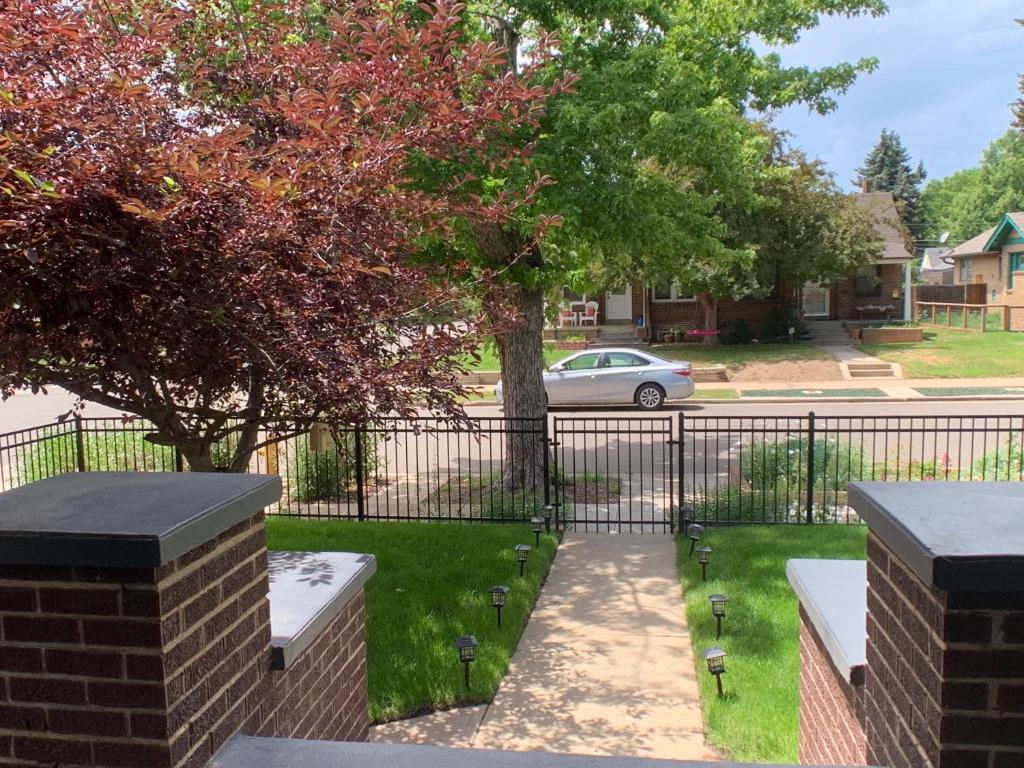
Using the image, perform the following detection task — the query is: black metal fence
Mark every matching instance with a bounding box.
[2,412,1022,531]
[680,413,1024,524]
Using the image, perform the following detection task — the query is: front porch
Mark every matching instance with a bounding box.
[542,324,641,342]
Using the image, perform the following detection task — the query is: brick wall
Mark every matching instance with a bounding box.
[798,607,867,766]
[0,513,368,768]
[250,593,367,742]
[648,296,792,337]
[865,532,1024,768]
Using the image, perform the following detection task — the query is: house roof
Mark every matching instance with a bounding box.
[945,212,1024,258]
[946,226,997,259]
[853,191,915,263]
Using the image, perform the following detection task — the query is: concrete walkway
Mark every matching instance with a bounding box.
[373,534,717,761]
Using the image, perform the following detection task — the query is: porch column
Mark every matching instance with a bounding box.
[904,261,912,320]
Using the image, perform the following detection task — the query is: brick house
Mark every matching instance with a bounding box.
[551,191,914,340]
[946,212,1024,305]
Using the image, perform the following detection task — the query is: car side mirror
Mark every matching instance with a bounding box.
[548,363,564,372]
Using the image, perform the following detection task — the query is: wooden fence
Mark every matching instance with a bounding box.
[914,283,987,305]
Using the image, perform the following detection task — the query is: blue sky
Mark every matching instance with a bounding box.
[767,0,1021,190]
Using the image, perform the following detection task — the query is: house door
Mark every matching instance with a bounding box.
[604,286,632,321]
[802,282,830,318]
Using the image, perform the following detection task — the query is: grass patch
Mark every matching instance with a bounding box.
[652,342,830,370]
[693,388,740,400]
[678,525,867,763]
[265,518,557,724]
[863,328,1024,378]
[465,343,567,371]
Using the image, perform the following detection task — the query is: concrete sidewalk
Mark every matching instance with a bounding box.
[373,534,718,761]
[696,375,1024,401]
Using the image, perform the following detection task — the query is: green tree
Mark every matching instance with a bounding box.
[461,0,886,484]
[855,128,926,238]
[920,130,1024,243]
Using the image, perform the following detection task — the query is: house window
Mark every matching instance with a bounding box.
[854,265,882,298]
[562,287,586,303]
[652,283,696,302]
[959,258,972,283]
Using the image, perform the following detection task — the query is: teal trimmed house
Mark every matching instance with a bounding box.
[947,213,1024,304]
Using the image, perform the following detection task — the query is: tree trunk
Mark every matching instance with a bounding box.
[495,281,548,491]
[696,292,719,345]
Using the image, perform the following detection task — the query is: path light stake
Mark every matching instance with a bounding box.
[531,516,544,548]
[455,635,478,689]
[702,647,727,697]
[709,594,727,639]
[515,544,531,578]
[697,546,711,582]
[489,585,509,629]
[687,524,704,559]
[543,505,554,534]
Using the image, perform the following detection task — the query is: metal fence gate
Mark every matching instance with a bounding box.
[552,417,677,533]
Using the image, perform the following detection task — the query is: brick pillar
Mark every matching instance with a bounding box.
[0,473,280,768]
[852,482,1024,768]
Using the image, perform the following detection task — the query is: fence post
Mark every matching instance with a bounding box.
[676,411,687,534]
[73,415,87,473]
[354,425,366,522]
[174,448,184,472]
[541,416,551,508]
[550,418,560,532]
[805,412,816,525]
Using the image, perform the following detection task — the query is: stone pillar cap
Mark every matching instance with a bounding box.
[849,481,1024,591]
[0,472,281,568]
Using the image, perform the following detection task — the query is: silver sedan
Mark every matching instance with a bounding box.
[495,348,694,410]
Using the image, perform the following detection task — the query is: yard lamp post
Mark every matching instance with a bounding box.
[687,524,704,559]
[531,516,544,547]
[489,585,509,628]
[515,544,531,578]
[455,635,478,689]
[709,594,727,639]
[543,505,554,534]
[696,546,711,582]
[702,647,727,697]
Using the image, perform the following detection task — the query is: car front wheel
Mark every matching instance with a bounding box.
[635,383,665,411]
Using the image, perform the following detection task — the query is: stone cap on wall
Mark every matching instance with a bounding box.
[849,481,1024,591]
[209,736,876,768]
[0,472,281,568]
[787,559,866,684]
[268,551,377,669]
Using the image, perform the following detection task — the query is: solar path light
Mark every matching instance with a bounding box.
[531,516,544,547]
[709,594,727,638]
[687,523,704,558]
[490,585,509,628]
[455,635,478,689]
[515,544,531,577]
[696,546,711,582]
[543,504,554,533]
[702,647,727,697]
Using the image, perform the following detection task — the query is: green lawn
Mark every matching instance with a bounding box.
[465,340,828,372]
[678,525,867,763]
[862,327,1024,378]
[652,342,830,369]
[692,388,741,400]
[266,518,558,723]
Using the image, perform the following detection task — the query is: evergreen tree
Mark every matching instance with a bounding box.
[855,129,926,239]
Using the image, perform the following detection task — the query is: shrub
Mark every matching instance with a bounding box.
[287,430,380,503]
[21,426,176,484]
[740,436,867,491]
[723,317,754,345]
